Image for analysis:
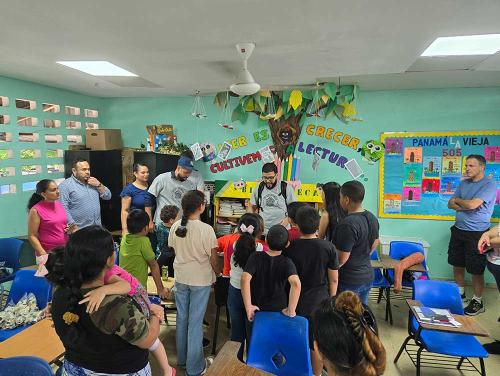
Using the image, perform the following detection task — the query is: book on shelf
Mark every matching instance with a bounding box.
[413,306,462,327]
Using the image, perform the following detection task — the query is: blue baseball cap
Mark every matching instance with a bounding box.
[178,156,197,171]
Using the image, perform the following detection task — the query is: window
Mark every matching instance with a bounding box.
[20,148,40,159]
[44,119,61,128]
[46,149,63,158]
[45,134,62,143]
[47,164,64,174]
[22,181,38,192]
[17,116,38,126]
[15,99,36,110]
[21,165,42,176]
[67,135,83,144]
[0,115,10,124]
[66,121,81,129]
[0,149,13,160]
[42,103,60,113]
[65,106,80,116]
[0,132,12,142]
[19,132,39,142]
[0,167,15,177]
[85,122,99,129]
[0,184,16,195]
[84,109,98,118]
[0,97,9,107]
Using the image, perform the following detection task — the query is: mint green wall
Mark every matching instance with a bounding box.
[0,76,102,238]
[1,74,498,283]
[101,88,500,283]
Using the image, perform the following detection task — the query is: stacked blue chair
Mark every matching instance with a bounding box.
[0,356,54,375]
[0,238,23,304]
[247,311,312,376]
[370,250,393,324]
[0,269,52,342]
[394,280,488,375]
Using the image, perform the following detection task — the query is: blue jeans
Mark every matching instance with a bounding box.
[175,282,211,376]
[337,281,372,305]
[227,284,246,360]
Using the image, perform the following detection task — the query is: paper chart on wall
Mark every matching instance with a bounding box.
[190,142,204,161]
[217,141,232,160]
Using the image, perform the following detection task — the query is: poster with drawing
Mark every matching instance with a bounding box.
[442,156,461,175]
[403,165,422,186]
[423,156,441,178]
[404,147,422,164]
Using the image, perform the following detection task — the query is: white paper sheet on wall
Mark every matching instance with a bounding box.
[259,145,275,163]
[218,141,232,160]
[190,142,203,161]
[345,159,364,179]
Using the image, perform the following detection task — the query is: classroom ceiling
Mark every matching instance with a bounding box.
[1,0,500,97]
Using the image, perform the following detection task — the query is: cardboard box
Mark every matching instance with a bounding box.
[86,129,123,150]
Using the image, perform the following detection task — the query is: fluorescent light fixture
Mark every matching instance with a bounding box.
[421,34,500,56]
[56,61,137,76]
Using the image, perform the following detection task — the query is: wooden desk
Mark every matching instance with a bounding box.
[205,341,272,376]
[0,319,64,363]
[371,254,426,272]
[407,299,489,337]
[146,276,175,304]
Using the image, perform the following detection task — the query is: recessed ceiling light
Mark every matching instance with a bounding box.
[56,61,137,76]
[421,34,500,57]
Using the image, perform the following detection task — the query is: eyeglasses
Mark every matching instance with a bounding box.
[262,175,277,181]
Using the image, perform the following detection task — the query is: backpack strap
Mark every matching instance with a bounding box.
[256,181,265,212]
[279,181,288,209]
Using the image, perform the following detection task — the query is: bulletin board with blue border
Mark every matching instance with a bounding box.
[378,130,500,222]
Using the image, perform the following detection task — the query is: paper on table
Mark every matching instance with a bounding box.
[414,307,462,327]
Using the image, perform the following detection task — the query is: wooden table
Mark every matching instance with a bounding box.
[146,276,175,296]
[371,254,426,272]
[407,299,489,337]
[0,319,65,364]
[205,341,272,375]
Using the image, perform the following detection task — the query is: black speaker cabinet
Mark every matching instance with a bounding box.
[64,150,123,232]
[132,151,179,184]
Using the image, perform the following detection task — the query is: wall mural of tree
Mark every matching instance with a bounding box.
[214,83,361,160]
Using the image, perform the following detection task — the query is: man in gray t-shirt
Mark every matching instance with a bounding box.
[145,154,204,227]
[249,162,296,234]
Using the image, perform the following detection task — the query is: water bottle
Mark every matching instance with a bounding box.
[161,266,168,281]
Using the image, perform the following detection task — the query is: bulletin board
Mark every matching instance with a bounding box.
[378,130,500,221]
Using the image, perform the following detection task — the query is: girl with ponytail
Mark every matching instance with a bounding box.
[46,226,164,375]
[313,291,386,376]
[168,190,219,375]
[27,179,72,276]
[227,213,265,360]
[318,181,346,240]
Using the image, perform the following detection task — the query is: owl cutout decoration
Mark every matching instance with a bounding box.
[358,140,385,164]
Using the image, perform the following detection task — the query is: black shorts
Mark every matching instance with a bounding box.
[447,226,487,275]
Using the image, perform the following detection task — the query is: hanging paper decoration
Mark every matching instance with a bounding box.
[289,90,303,110]
[191,90,207,118]
[217,92,234,130]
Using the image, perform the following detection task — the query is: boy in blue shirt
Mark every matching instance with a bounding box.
[156,205,179,278]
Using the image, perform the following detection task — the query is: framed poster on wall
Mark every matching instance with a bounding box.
[379,130,500,221]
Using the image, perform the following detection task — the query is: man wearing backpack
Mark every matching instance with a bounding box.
[249,163,296,234]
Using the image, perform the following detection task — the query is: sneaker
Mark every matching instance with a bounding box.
[200,356,214,375]
[464,299,485,316]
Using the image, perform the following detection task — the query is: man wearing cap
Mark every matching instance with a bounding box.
[145,150,204,229]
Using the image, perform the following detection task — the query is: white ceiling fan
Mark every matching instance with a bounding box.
[229,43,261,96]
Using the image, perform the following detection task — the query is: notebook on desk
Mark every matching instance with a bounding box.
[414,306,462,328]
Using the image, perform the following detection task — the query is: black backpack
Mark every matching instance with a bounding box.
[256,181,288,212]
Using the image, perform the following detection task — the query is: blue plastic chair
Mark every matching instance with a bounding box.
[247,311,312,376]
[0,356,54,375]
[370,250,393,324]
[0,238,23,302]
[388,241,429,287]
[394,280,488,376]
[0,270,52,342]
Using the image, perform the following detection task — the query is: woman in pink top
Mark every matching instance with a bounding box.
[27,179,72,257]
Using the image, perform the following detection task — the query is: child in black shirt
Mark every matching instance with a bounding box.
[241,224,301,322]
[285,205,339,376]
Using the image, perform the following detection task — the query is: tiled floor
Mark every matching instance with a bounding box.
[152,286,500,376]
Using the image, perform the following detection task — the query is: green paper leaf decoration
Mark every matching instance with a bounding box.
[324,99,337,118]
[340,85,354,98]
[324,83,337,100]
[231,106,243,122]
[240,109,249,124]
[282,90,291,103]
[214,92,228,108]
[301,90,313,100]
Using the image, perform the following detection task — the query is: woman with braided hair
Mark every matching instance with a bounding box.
[313,291,386,376]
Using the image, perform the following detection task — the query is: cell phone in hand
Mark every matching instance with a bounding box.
[479,243,493,254]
